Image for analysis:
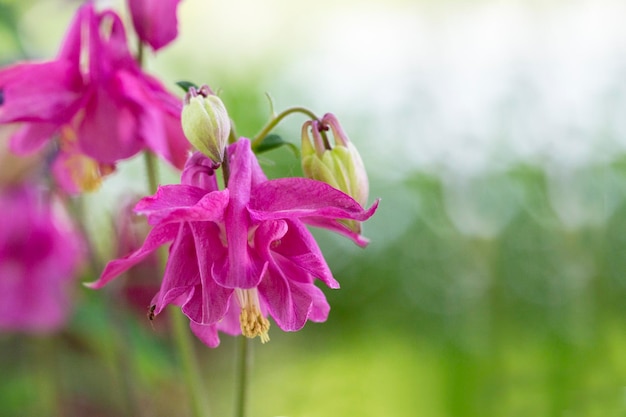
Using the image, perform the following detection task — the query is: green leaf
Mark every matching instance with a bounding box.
[176,80,199,93]
[254,134,300,157]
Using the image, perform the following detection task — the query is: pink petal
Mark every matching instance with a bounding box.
[258,266,323,332]
[215,139,267,289]
[181,152,220,190]
[0,60,82,124]
[10,123,60,154]
[151,224,201,315]
[263,219,339,288]
[189,321,221,348]
[86,223,179,289]
[128,0,182,51]
[135,185,229,225]
[187,222,233,325]
[302,217,372,248]
[249,178,379,222]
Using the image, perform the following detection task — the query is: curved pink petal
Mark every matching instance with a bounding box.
[9,123,60,154]
[264,219,338,288]
[77,84,143,162]
[117,70,190,169]
[189,321,221,348]
[249,178,379,221]
[0,60,82,124]
[86,222,179,289]
[258,266,322,332]
[135,185,229,225]
[215,139,267,289]
[302,217,372,248]
[151,224,200,315]
[128,0,182,51]
[181,152,220,190]
[187,222,232,324]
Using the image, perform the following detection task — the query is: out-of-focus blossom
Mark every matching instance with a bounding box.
[89,139,378,347]
[128,0,182,51]
[0,184,84,332]
[301,113,370,235]
[0,129,41,186]
[51,126,116,195]
[0,2,189,171]
[181,85,230,164]
[113,194,161,314]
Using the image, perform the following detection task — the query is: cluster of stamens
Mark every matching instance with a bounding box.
[236,289,270,343]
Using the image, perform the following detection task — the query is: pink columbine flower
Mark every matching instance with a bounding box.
[0,2,189,170]
[0,184,84,333]
[88,139,378,347]
[128,0,182,51]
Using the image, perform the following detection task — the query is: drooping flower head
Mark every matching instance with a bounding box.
[128,0,182,51]
[88,138,378,347]
[0,2,189,174]
[0,184,85,333]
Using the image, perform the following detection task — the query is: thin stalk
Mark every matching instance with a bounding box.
[234,336,251,417]
[169,308,211,417]
[143,151,159,194]
[143,151,210,417]
[251,107,319,150]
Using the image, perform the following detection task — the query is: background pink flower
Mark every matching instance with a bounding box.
[128,0,182,51]
[0,184,85,333]
[0,2,189,170]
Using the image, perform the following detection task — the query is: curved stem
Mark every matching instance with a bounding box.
[234,336,251,417]
[251,107,320,150]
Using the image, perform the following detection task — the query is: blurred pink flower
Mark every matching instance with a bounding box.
[0,184,84,332]
[89,139,378,347]
[0,2,189,170]
[128,0,182,51]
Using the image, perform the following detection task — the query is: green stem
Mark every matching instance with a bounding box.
[169,308,211,417]
[251,107,320,150]
[143,151,210,417]
[143,151,159,193]
[234,336,251,417]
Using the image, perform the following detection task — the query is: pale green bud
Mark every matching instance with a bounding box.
[301,113,369,208]
[181,85,230,164]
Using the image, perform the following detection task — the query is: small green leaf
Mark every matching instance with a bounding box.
[176,80,199,93]
[254,134,300,157]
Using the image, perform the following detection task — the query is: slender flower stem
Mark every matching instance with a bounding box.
[143,151,159,193]
[169,308,211,417]
[251,106,320,150]
[234,336,251,417]
[143,151,210,417]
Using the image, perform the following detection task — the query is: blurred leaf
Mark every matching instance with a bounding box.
[175,80,199,93]
[254,133,299,157]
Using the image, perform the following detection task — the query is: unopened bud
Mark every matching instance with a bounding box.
[301,113,369,207]
[181,85,230,164]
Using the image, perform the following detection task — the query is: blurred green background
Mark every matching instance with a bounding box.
[2,0,626,416]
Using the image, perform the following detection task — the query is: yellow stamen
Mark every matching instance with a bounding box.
[236,289,270,343]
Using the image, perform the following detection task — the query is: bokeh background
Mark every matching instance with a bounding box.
[2,0,626,416]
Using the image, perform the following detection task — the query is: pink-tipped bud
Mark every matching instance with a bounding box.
[181,85,230,164]
[301,113,369,207]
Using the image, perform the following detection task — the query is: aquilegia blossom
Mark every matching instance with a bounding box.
[0,184,84,332]
[0,2,189,171]
[89,139,378,347]
[128,0,182,51]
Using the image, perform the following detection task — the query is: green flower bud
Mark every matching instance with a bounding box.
[301,113,369,233]
[181,85,230,164]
